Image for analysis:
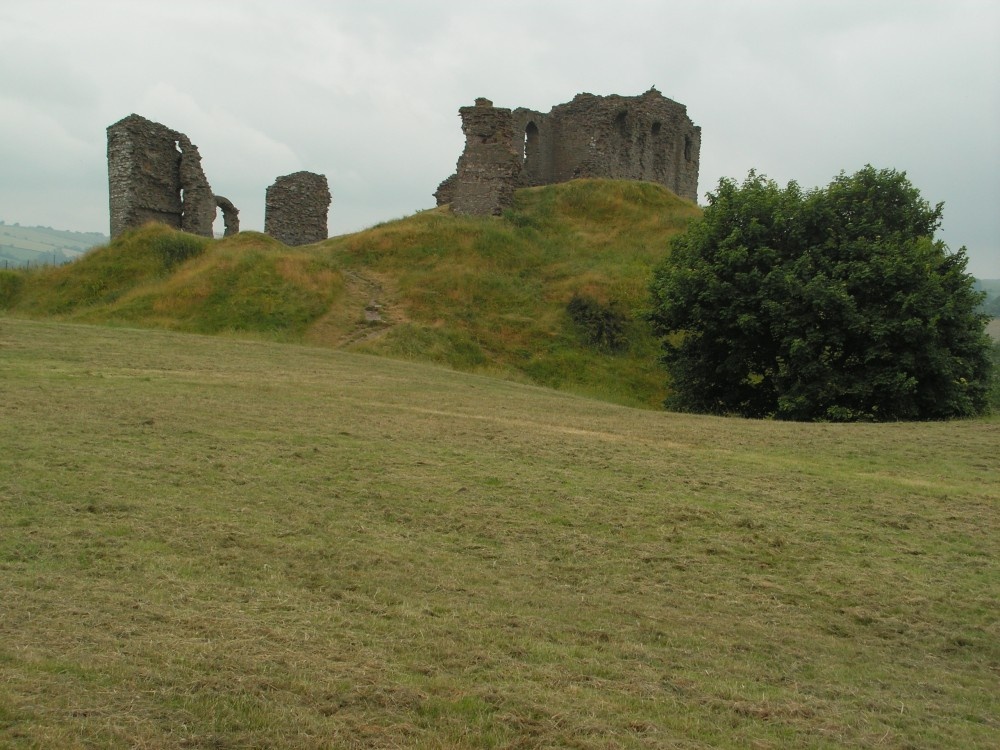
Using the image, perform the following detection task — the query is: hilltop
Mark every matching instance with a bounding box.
[0,179,700,408]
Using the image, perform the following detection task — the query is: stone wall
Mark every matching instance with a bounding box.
[176,135,216,236]
[436,88,701,212]
[107,114,332,245]
[449,98,522,217]
[264,171,331,246]
[107,114,222,239]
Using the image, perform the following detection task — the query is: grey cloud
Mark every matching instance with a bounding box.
[0,0,996,276]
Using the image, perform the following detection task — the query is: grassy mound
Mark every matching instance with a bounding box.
[0,180,700,408]
[2,226,342,340]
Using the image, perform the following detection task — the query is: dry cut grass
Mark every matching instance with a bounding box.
[1,317,997,748]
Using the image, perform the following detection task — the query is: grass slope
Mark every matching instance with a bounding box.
[0,180,700,408]
[1,318,998,748]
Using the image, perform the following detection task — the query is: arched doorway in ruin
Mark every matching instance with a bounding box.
[214,195,240,237]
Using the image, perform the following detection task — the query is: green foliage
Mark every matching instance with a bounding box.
[650,166,993,421]
[566,294,629,352]
[989,341,1000,413]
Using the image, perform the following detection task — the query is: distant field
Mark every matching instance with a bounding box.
[0,225,107,267]
[2,317,997,748]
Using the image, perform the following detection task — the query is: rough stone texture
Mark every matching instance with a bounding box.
[107,114,224,239]
[177,135,216,236]
[264,171,331,246]
[433,173,458,208]
[214,195,240,236]
[436,88,701,208]
[447,98,523,217]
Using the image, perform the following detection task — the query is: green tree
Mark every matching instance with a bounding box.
[649,167,992,421]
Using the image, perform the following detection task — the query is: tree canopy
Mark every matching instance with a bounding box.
[649,166,992,421]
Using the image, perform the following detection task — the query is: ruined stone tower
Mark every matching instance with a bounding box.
[436,89,701,213]
[445,98,523,216]
[264,172,331,246]
[107,114,223,239]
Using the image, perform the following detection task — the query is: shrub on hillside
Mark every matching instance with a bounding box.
[567,294,629,353]
[988,341,1000,413]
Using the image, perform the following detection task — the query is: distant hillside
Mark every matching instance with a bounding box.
[974,278,1000,320]
[0,180,700,408]
[974,278,1000,296]
[0,223,108,267]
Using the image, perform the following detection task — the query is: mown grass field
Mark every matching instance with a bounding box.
[1,318,997,748]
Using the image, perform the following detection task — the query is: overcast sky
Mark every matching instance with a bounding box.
[2,0,998,277]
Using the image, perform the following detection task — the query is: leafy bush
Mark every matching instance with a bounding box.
[650,167,993,421]
[567,294,629,352]
[988,341,1000,414]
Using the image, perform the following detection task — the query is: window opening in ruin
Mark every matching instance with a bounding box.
[651,122,662,136]
[523,122,539,167]
[615,110,628,136]
[684,135,692,162]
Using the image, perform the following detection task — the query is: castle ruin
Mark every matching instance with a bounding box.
[107,115,329,245]
[437,98,523,216]
[108,90,698,241]
[437,88,701,215]
[107,114,231,240]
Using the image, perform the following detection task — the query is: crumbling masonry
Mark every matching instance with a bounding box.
[264,172,332,246]
[107,115,329,245]
[436,88,701,215]
[108,91,696,240]
[107,114,235,239]
[441,98,522,216]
